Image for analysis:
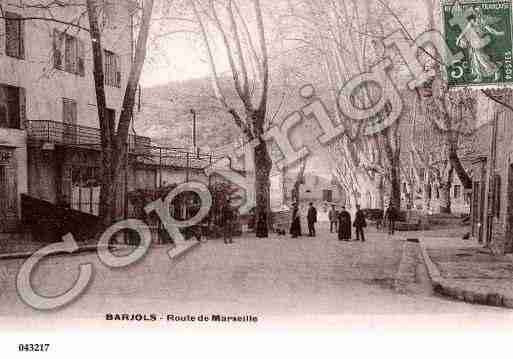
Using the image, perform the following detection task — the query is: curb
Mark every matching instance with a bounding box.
[418,238,513,309]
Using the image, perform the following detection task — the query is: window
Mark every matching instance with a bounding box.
[323,189,333,202]
[5,12,24,59]
[104,50,121,87]
[65,34,78,73]
[454,185,461,199]
[0,84,25,129]
[62,98,77,143]
[53,30,85,76]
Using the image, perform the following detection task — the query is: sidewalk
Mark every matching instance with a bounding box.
[419,236,513,309]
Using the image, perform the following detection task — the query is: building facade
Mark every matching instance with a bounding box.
[0,1,220,239]
[400,172,471,214]
[469,93,513,254]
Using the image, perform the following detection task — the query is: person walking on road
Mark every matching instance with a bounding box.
[337,206,351,241]
[290,202,302,238]
[307,202,317,237]
[385,204,397,235]
[328,205,338,233]
[353,205,367,242]
[222,199,235,244]
[376,208,384,230]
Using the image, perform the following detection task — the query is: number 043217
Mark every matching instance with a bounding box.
[18,344,50,352]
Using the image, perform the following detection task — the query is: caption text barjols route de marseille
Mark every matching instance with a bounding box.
[105,313,259,322]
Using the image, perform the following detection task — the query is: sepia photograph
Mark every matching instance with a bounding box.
[1,0,513,357]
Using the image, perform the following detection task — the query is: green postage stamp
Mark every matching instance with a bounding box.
[442,0,513,87]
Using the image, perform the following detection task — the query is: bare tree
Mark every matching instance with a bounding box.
[279,0,402,211]
[86,0,154,227]
[186,0,273,237]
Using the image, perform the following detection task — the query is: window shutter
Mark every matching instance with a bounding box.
[18,15,25,59]
[53,29,64,70]
[5,12,23,58]
[77,39,85,76]
[18,87,26,130]
[116,54,121,87]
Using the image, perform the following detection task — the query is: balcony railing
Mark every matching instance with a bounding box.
[26,120,223,170]
[137,146,223,170]
[26,120,151,153]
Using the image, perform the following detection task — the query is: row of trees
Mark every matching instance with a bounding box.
[9,0,509,239]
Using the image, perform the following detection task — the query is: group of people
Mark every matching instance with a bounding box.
[290,202,318,238]
[330,204,399,238]
[328,204,367,242]
[225,200,399,244]
[289,202,367,242]
[377,205,399,235]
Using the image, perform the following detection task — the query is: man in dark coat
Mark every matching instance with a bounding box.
[290,202,301,238]
[307,202,317,237]
[222,199,235,244]
[353,205,367,242]
[385,204,397,235]
[338,206,351,241]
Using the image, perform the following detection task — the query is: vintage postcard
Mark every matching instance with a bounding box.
[1,0,513,357]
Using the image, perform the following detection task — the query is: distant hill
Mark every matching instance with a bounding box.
[133,77,241,151]
[133,73,335,152]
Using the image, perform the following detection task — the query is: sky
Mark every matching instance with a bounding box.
[140,0,428,87]
[141,35,214,86]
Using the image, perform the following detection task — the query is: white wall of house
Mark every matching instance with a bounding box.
[0,1,132,129]
[0,1,133,229]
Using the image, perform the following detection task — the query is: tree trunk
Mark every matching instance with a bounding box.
[449,147,472,189]
[439,168,454,214]
[439,184,451,213]
[383,127,402,211]
[390,164,402,211]
[375,177,385,209]
[253,138,272,238]
[87,0,116,228]
[86,0,153,231]
[99,171,118,227]
[422,183,431,212]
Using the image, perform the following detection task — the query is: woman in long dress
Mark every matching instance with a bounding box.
[338,206,351,241]
[456,13,505,82]
[290,203,301,238]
